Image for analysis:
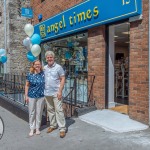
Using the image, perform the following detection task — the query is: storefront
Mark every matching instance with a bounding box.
[40,32,89,104]
[32,0,149,124]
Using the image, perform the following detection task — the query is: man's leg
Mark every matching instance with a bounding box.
[45,96,57,132]
[53,96,66,137]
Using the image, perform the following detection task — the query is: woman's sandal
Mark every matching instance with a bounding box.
[29,130,34,137]
[36,129,41,135]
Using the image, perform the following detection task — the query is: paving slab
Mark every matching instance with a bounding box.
[79,110,149,133]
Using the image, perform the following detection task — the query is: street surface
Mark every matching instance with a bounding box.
[0,106,150,150]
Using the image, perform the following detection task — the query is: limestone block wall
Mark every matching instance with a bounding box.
[0,0,31,74]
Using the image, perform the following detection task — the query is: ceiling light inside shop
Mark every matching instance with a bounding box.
[122,31,130,35]
[114,35,118,37]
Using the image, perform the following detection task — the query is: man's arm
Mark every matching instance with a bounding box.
[57,76,65,100]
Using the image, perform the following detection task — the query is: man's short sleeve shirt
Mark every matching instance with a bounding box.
[44,63,65,96]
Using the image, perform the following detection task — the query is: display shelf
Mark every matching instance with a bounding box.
[115,67,128,99]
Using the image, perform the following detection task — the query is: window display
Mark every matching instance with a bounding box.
[41,32,88,103]
[41,33,88,78]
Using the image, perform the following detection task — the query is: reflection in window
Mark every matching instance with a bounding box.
[41,33,88,78]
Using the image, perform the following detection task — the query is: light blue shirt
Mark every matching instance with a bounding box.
[44,63,65,96]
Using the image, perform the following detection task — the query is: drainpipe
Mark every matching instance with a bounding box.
[148,1,150,125]
[3,0,7,73]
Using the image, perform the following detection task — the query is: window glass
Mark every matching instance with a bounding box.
[41,32,88,78]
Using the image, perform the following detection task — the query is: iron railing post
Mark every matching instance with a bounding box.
[74,77,77,106]
[14,74,16,101]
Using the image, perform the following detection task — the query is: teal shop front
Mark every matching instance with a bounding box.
[33,0,143,115]
[34,0,142,41]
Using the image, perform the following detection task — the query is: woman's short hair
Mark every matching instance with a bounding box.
[29,60,43,73]
[45,51,55,58]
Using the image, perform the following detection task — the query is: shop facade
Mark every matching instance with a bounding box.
[31,0,149,124]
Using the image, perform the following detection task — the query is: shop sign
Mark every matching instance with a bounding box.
[34,0,142,42]
[21,7,33,18]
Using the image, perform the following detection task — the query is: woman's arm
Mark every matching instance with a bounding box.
[25,81,29,103]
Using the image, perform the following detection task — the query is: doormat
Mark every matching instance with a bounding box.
[110,105,128,115]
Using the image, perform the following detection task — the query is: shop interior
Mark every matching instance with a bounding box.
[110,22,130,114]
[114,23,129,105]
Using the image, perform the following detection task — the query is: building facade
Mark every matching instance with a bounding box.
[0,0,30,75]
[30,0,149,124]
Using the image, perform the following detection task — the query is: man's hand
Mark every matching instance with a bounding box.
[57,91,62,100]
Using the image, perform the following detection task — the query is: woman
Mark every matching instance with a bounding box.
[25,60,45,137]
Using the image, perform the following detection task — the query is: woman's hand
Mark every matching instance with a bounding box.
[25,96,29,104]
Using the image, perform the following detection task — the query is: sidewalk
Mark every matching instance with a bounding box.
[0,105,150,150]
[79,110,149,133]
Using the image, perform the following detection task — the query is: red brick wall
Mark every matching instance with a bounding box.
[32,0,149,124]
[31,0,83,24]
[88,26,106,109]
[129,0,149,124]
[31,0,106,109]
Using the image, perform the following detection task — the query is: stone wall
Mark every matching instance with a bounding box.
[0,0,30,74]
[0,1,4,49]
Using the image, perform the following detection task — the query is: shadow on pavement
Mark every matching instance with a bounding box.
[40,117,75,132]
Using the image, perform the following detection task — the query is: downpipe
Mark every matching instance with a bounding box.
[148,1,150,125]
[3,0,7,73]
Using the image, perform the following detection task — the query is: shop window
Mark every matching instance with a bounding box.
[41,32,88,78]
[41,33,88,103]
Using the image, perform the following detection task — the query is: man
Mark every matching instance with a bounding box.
[44,51,66,138]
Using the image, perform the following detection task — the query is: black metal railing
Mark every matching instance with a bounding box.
[63,75,95,105]
[62,75,95,117]
[0,73,26,105]
[0,73,95,117]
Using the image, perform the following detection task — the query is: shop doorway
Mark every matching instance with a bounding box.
[108,22,129,114]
